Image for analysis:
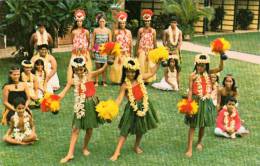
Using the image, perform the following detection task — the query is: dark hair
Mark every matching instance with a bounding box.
[96,13,107,22]
[13,97,26,108]
[71,58,87,73]
[3,66,21,88]
[222,74,237,92]
[37,21,45,27]
[226,96,237,104]
[193,63,209,73]
[120,60,140,85]
[71,20,87,32]
[168,58,181,73]
[170,16,177,22]
[38,44,49,50]
[211,74,219,83]
[32,59,46,80]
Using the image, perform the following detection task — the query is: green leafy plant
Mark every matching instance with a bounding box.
[236,9,254,30]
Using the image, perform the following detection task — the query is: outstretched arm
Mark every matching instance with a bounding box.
[143,63,160,80]
[90,63,108,78]
[58,80,73,100]
[210,58,224,74]
[115,84,126,106]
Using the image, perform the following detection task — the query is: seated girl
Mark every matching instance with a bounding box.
[3,97,37,145]
[214,96,249,139]
[217,74,238,111]
[152,55,180,91]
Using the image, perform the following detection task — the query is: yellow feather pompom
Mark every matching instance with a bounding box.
[148,46,169,63]
[177,99,198,115]
[96,100,119,121]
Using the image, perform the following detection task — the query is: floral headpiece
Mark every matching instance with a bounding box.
[70,56,86,68]
[141,9,153,21]
[74,9,86,22]
[194,54,210,64]
[117,11,127,22]
[21,60,33,68]
[123,57,140,71]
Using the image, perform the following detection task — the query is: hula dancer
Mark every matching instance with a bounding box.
[136,9,157,83]
[185,53,224,157]
[59,56,107,164]
[110,57,159,161]
[110,11,132,84]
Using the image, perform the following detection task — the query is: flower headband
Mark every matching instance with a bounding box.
[117,11,127,22]
[141,9,153,21]
[21,60,33,68]
[194,53,210,64]
[74,9,86,22]
[70,56,86,68]
[123,57,140,71]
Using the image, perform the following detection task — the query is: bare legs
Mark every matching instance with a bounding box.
[110,134,143,161]
[95,63,107,87]
[185,127,205,157]
[3,133,37,145]
[60,128,94,164]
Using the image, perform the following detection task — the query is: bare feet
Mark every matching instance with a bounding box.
[134,147,143,154]
[82,149,90,156]
[196,143,203,151]
[110,153,120,161]
[95,83,99,87]
[185,150,192,158]
[60,155,74,164]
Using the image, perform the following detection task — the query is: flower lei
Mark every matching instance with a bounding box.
[12,111,32,142]
[168,26,180,46]
[73,73,87,119]
[21,72,34,83]
[224,108,236,132]
[125,75,149,117]
[35,70,45,85]
[194,72,212,99]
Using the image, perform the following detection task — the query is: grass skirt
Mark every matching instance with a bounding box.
[185,96,216,128]
[72,97,101,130]
[119,100,159,136]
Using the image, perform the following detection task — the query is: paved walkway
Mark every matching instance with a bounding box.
[0,41,260,64]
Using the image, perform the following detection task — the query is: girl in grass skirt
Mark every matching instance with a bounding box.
[58,56,107,163]
[185,54,224,157]
[110,57,159,161]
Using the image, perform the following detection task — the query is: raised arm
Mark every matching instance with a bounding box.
[115,84,126,106]
[58,79,73,100]
[210,58,224,74]
[143,63,159,80]
[90,63,108,78]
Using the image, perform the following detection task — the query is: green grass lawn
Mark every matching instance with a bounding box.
[192,32,260,55]
[0,52,259,166]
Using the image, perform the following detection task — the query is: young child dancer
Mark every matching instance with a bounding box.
[185,53,224,157]
[152,55,180,91]
[110,57,159,161]
[3,97,37,145]
[214,96,249,138]
[59,56,107,164]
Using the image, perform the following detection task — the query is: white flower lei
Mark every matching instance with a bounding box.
[224,110,236,132]
[73,73,87,119]
[194,72,212,100]
[12,111,32,142]
[21,72,34,83]
[125,75,149,117]
[168,26,180,46]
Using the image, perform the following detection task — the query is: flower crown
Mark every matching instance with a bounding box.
[141,9,153,21]
[117,11,127,22]
[194,53,210,64]
[70,56,86,68]
[21,60,33,68]
[74,9,86,21]
[123,57,140,71]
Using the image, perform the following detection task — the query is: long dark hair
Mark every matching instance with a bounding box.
[120,60,140,85]
[222,75,237,92]
[71,20,87,32]
[32,59,46,80]
[168,58,181,73]
[193,63,210,73]
[2,66,21,89]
